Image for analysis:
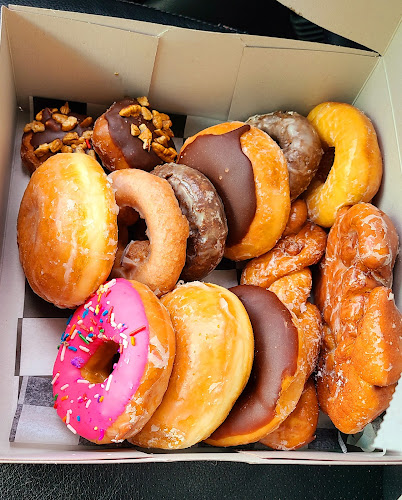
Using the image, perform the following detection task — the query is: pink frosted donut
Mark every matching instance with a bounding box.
[52,278,175,444]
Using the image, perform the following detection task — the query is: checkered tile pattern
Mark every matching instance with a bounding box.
[9,100,346,452]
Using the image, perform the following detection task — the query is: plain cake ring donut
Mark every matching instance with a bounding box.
[109,168,189,296]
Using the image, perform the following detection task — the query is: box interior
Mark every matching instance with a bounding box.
[0,5,401,463]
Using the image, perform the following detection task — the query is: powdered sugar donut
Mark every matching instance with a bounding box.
[52,278,175,444]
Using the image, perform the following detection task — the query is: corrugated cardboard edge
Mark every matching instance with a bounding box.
[0,7,16,267]
[277,0,402,55]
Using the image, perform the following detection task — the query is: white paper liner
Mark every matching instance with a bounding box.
[5,104,387,455]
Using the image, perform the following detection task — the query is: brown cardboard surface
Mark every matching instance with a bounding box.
[277,0,402,55]
[0,5,401,462]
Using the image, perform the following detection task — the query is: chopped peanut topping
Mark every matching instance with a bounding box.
[131,124,140,137]
[138,124,152,150]
[24,121,45,133]
[119,104,141,117]
[137,96,150,107]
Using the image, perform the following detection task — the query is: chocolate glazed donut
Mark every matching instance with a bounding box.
[247,111,323,200]
[206,285,301,447]
[152,163,228,281]
[21,104,94,174]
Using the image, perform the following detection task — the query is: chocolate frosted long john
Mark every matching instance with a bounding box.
[206,285,299,446]
[178,124,256,247]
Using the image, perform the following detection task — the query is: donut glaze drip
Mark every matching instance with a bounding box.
[178,124,256,246]
[52,279,150,442]
[209,285,298,439]
[105,98,175,171]
[30,108,92,147]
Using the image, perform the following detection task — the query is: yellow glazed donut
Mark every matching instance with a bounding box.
[17,153,118,308]
[130,282,254,449]
[305,102,382,227]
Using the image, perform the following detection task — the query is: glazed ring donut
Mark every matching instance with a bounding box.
[206,285,310,447]
[130,282,254,450]
[52,278,175,444]
[152,163,228,281]
[178,121,290,261]
[17,153,118,308]
[92,97,178,172]
[109,168,189,296]
[315,203,402,433]
[241,221,327,288]
[260,377,319,451]
[305,102,383,227]
[247,111,323,200]
[21,102,94,174]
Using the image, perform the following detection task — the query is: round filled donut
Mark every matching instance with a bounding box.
[305,102,383,227]
[247,111,323,200]
[17,153,118,309]
[178,121,290,261]
[109,168,189,296]
[130,282,254,449]
[92,97,178,172]
[21,102,94,174]
[206,285,306,447]
[52,278,175,444]
[152,163,228,281]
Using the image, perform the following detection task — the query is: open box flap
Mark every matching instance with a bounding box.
[4,6,379,122]
[278,0,402,55]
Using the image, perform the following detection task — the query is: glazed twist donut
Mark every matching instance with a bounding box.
[315,203,402,433]
[241,220,327,289]
[260,377,319,451]
[109,169,189,296]
[282,199,309,237]
[305,102,382,227]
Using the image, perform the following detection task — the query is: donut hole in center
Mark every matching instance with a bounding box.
[80,340,120,384]
[118,206,151,269]
[315,147,335,182]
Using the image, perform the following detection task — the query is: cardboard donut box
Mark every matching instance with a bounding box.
[0,2,401,463]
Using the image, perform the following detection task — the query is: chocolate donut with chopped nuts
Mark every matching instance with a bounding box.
[92,97,178,172]
[21,102,94,174]
[152,163,228,281]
